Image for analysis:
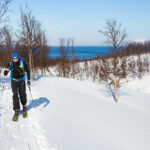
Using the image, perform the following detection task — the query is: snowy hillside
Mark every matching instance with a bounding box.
[0,75,150,150]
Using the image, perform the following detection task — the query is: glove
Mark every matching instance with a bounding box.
[27,80,30,86]
[4,70,9,76]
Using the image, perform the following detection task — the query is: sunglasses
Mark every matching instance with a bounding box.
[13,57,18,60]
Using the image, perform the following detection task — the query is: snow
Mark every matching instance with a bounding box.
[0,74,150,150]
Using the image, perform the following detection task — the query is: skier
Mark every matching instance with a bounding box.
[4,52,30,121]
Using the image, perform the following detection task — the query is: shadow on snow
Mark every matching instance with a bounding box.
[19,97,50,115]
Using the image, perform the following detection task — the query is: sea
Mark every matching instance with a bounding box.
[48,46,111,60]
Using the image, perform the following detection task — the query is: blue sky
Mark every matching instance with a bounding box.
[9,0,150,45]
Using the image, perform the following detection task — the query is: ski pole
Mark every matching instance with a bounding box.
[28,85,33,103]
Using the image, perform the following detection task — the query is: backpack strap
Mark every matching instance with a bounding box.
[19,58,25,80]
[10,58,25,81]
[10,61,13,81]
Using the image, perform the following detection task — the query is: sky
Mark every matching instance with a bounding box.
[8,0,150,46]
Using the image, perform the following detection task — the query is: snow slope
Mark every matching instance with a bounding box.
[0,75,150,150]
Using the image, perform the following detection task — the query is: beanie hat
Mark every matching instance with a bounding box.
[12,52,19,58]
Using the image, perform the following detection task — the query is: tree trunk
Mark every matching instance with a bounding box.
[114,77,118,103]
[29,50,32,74]
[29,48,35,80]
[31,53,35,80]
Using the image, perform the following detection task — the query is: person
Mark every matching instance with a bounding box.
[4,52,30,121]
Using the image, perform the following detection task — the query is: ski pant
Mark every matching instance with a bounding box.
[11,80,27,110]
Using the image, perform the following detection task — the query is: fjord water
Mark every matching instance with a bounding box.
[48,46,111,59]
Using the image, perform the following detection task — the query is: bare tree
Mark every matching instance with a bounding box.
[0,0,12,47]
[71,39,75,78]
[2,26,13,47]
[0,0,12,75]
[137,55,144,79]
[90,62,100,82]
[0,26,13,63]
[83,60,90,79]
[128,56,136,78]
[70,39,79,78]
[18,7,42,80]
[143,56,150,73]
[56,38,70,78]
[99,19,127,103]
[0,0,12,24]
[36,30,49,75]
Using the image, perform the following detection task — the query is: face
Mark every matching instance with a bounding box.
[12,57,19,62]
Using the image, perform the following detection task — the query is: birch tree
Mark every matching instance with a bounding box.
[99,19,127,103]
[18,7,41,80]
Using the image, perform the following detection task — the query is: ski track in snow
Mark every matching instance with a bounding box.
[0,80,51,150]
[0,76,150,150]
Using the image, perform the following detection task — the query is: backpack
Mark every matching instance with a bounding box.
[10,58,25,81]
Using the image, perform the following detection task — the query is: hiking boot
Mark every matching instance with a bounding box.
[12,109,19,121]
[22,105,27,118]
